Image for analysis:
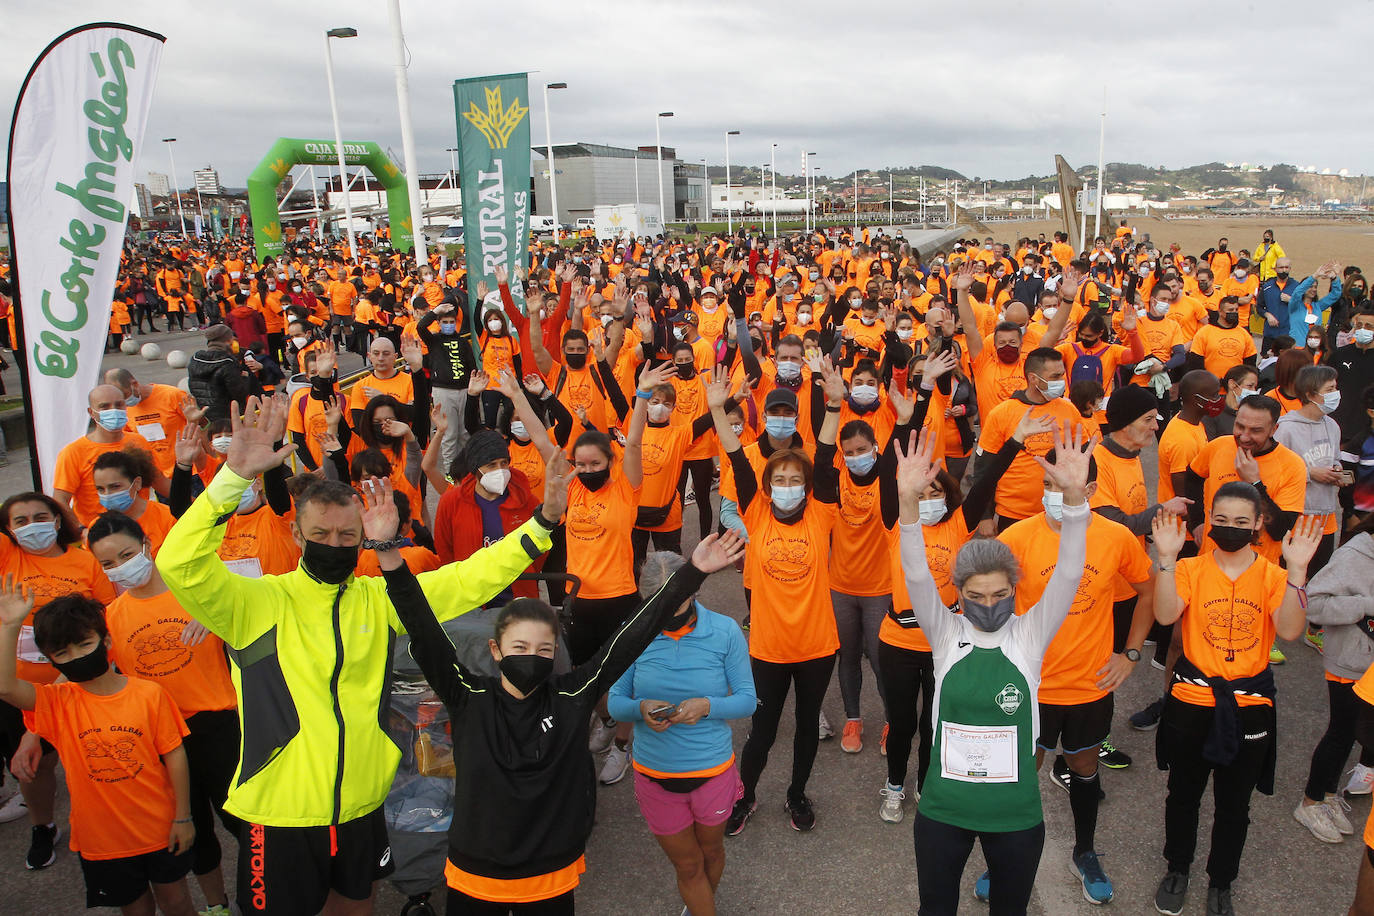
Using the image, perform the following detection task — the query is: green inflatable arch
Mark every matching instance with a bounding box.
[246,137,414,260]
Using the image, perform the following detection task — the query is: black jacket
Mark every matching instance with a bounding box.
[187,346,253,421]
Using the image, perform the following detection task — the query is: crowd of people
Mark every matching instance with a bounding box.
[0,218,1372,916]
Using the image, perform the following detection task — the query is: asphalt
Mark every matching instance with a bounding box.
[0,333,1364,915]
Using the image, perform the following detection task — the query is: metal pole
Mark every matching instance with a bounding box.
[759,162,766,235]
[385,0,427,262]
[163,139,187,238]
[983,181,988,221]
[853,168,858,231]
[770,143,777,239]
[323,29,358,262]
[656,112,673,232]
[801,150,807,234]
[310,165,322,240]
[725,131,732,234]
[1093,87,1106,242]
[889,172,893,226]
[193,176,206,237]
[447,148,458,194]
[543,83,566,235]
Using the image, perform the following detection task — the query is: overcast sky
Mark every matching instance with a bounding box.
[2,0,1366,190]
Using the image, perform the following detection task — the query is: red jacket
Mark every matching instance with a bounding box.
[434,468,542,598]
[226,304,268,352]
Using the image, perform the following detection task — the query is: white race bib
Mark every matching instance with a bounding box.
[224,557,264,579]
[17,626,48,664]
[136,422,166,443]
[941,722,1018,783]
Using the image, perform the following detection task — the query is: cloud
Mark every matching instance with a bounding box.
[3,0,1370,191]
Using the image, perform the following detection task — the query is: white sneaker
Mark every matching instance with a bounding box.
[588,717,616,755]
[599,745,631,785]
[878,784,906,823]
[0,791,25,824]
[1343,763,1374,796]
[1294,801,1343,843]
[1325,795,1356,835]
[818,709,834,740]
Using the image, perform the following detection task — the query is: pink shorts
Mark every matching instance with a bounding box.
[632,764,742,836]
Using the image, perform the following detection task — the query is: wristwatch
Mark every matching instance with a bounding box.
[1124,648,1142,662]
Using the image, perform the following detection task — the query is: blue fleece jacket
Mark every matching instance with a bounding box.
[608,604,756,776]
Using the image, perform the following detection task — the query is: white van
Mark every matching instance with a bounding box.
[575,217,596,231]
[438,219,464,242]
[530,215,558,236]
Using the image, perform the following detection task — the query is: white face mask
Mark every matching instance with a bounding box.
[211,436,233,455]
[1354,328,1374,345]
[897,327,914,341]
[1320,391,1341,414]
[1238,387,1259,401]
[479,468,511,495]
[105,547,155,589]
[918,497,946,526]
[1041,306,1058,321]
[1151,300,1170,316]
[292,336,309,348]
[1042,490,1065,522]
[770,484,806,513]
[508,420,528,440]
[730,422,745,437]
[487,318,503,333]
[647,403,674,423]
[796,312,812,325]
[850,383,880,406]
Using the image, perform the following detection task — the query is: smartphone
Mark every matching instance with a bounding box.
[648,703,676,720]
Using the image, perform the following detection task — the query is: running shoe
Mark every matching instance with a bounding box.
[1206,886,1234,916]
[25,823,59,870]
[725,798,756,837]
[1269,645,1286,665]
[1051,755,1072,793]
[1305,627,1325,653]
[841,719,863,754]
[598,745,631,785]
[785,794,816,831]
[1325,794,1355,835]
[879,722,889,757]
[1293,801,1342,843]
[588,716,616,755]
[818,709,834,740]
[878,784,905,823]
[1070,850,1114,904]
[683,489,696,506]
[0,791,27,824]
[1154,870,1189,915]
[1130,698,1165,731]
[973,871,990,903]
[1343,763,1374,796]
[1098,739,1132,769]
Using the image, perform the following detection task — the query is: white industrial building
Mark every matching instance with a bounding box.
[533,143,708,225]
[146,171,170,197]
[193,168,222,196]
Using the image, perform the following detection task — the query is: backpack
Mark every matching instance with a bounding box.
[1069,343,1105,385]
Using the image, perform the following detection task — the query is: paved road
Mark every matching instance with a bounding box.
[0,334,1364,913]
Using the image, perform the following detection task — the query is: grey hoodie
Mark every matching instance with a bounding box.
[1306,533,1374,680]
[1275,409,1342,517]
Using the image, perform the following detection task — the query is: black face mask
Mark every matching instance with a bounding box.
[1210,525,1255,553]
[960,595,1016,632]
[564,351,588,370]
[1218,314,1239,329]
[302,539,358,584]
[499,653,554,695]
[578,468,610,491]
[676,364,695,380]
[53,642,110,683]
[665,600,697,632]
[1276,271,1289,280]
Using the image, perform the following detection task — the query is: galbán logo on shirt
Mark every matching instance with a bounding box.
[995,684,1024,716]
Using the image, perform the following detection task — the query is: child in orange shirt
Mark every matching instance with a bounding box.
[0,587,196,916]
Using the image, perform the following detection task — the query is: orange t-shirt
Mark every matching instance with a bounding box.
[105,590,237,717]
[670,374,715,462]
[53,432,157,527]
[742,497,839,664]
[124,384,190,477]
[354,545,440,578]
[1221,275,1260,325]
[565,466,640,599]
[131,501,176,555]
[509,438,548,500]
[1056,339,1136,400]
[2,540,116,683]
[1189,437,1307,562]
[287,386,340,469]
[637,423,693,533]
[348,371,415,416]
[971,343,1030,424]
[217,507,301,578]
[1190,325,1256,378]
[1171,551,1286,707]
[879,514,972,653]
[32,677,187,859]
[327,279,358,316]
[1355,665,1374,847]
[977,396,1085,521]
[829,471,891,598]
[1002,512,1151,704]
[1157,416,1208,503]
[480,333,520,380]
[1168,297,1210,337]
[1128,316,1187,385]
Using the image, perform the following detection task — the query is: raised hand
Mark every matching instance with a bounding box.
[888,381,915,424]
[1151,511,1187,561]
[467,370,490,396]
[1059,264,1083,299]
[315,340,337,378]
[522,372,550,397]
[428,402,449,436]
[180,399,207,425]
[1031,421,1097,504]
[174,422,204,469]
[359,476,399,542]
[542,452,572,521]
[475,280,490,300]
[1282,514,1324,571]
[923,347,958,382]
[400,335,424,372]
[1012,407,1055,444]
[895,429,942,504]
[690,530,747,574]
[0,574,35,627]
[179,620,211,647]
[819,357,847,405]
[226,396,296,480]
[950,260,977,292]
[323,394,345,430]
[493,264,509,287]
[381,417,413,441]
[638,361,678,391]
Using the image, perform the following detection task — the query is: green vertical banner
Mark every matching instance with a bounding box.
[454,72,531,327]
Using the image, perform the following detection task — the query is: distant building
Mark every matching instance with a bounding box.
[147,171,170,197]
[320,172,463,231]
[193,168,222,196]
[134,183,154,219]
[532,142,708,225]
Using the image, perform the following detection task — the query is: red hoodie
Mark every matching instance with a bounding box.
[226,304,268,352]
[434,468,543,599]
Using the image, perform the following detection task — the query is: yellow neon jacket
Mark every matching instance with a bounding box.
[156,465,552,827]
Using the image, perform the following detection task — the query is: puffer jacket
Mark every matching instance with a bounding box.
[1306,533,1374,680]
[188,345,252,421]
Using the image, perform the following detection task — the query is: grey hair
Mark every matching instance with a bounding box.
[640,551,688,599]
[952,539,1020,590]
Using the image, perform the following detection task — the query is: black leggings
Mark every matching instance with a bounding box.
[738,654,836,803]
[879,642,934,792]
[1306,678,1374,802]
[565,592,641,667]
[677,458,715,537]
[1112,595,1137,654]
[631,527,683,582]
[913,812,1045,916]
[183,709,243,875]
[447,889,574,914]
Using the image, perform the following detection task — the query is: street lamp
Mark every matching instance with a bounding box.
[656,112,673,233]
[770,142,778,238]
[804,151,817,233]
[543,82,567,237]
[724,130,740,234]
[160,138,188,238]
[445,147,458,192]
[323,26,359,262]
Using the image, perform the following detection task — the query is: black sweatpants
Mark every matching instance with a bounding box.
[631,527,683,583]
[565,593,641,667]
[1162,698,1274,890]
[677,457,715,537]
[738,653,836,803]
[183,709,243,875]
[879,642,934,792]
[1306,678,1374,802]
[913,812,1045,916]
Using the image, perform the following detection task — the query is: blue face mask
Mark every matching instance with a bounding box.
[13,520,58,553]
[105,548,154,589]
[1034,374,1065,400]
[98,487,135,512]
[771,484,806,513]
[96,408,127,431]
[765,416,797,440]
[124,392,141,408]
[844,450,878,476]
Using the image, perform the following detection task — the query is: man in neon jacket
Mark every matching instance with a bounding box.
[156,394,569,916]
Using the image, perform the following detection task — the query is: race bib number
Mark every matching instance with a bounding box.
[941,722,1018,783]
[17,626,48,664]
[224,557,264,579]
[137,422,166,442]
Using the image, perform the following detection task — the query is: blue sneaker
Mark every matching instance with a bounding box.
[1071,850,1114,904]
[973,870,990,903]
